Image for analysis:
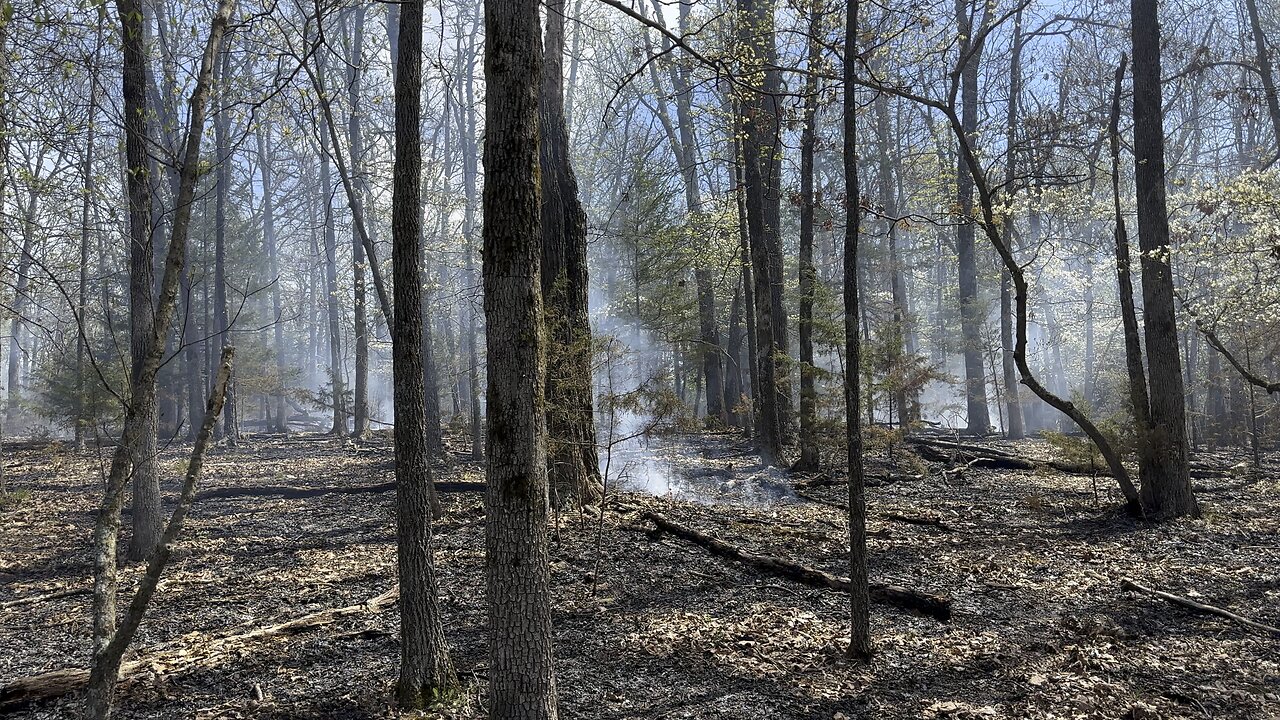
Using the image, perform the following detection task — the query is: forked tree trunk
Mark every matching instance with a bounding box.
[90,2,234,713]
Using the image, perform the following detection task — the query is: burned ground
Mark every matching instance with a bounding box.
[1,433,1278,719]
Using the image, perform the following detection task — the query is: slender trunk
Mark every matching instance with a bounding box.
[257,127,288,432]
[213,47,238,445]
[348,7,371,438]
[462,34,484,460]
[955,0,991,434]
[1243,0,1280,159]
[844,0,871,661]
[795,1,821,470]
[392,1,459,702]
[998,12,1024,438]
[317,55,346,436]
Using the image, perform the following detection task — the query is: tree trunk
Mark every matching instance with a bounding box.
[120,0,162,562]
[540,0,602,504]
[484,0,559,712]
[844,0,871,660]
[794,1,821,471]
[1130,0,1199,519]
[391,2,459,704]
[317,57,346,436]
[256,127,289,433]
[955,0,991,435]
[213,46,238,445]
[738,0,787,464]
[998,12,1025,439]
[347,7,371,439]
[90,2,234,712]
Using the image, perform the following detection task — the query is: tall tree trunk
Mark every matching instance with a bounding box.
[843,0,871,661]
[794,0,822,470]
[462,32,484,460]
[89,1,234,712]
[317,54,346,437]
[392,0,459,704]
[540,0,602,504]
[483,0,559,711]
[738,0,787,464]
[213,47,238,445]
[7,190,38,431]
[120,0,162,562]
[347,7,371,438]
[875,93,912,429]
[998,11,1025,439]
[1130,0,1199,518]
[1108,55,1153,450]
[955,0,991,435]
[257,127,288,433]
[76,6,106,448]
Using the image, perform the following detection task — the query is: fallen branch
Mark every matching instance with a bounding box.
[1120,578,1280,637]
[0,587,92,610]
[883,512,954,533]
[0,587,399,711]
[641,510,951,621]
[195,480,485,501]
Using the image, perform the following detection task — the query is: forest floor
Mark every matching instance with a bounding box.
[2,430,1279,719]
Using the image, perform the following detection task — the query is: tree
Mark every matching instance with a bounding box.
[737,0,788,465]
[794,0,822,471]
[121,0,162,561]
[843,0,871,662]
[483,0,558,711]
[1129,0,1199,518]
[391,0,459,704]
[213,44,239,445]
[540,0,602,504]
[954,0,992,435]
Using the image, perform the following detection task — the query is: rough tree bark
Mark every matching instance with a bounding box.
[347,6,371,438]
[954,0,991,435]
[794,0,822,471]
[737,0,788,465]
[540,0,602,505]
[483,0,559,712]
[844,0,871,661]
[89,2,235,714]
[1130,0,1199,518]
[391,0,459,704]
[120,0,163,561]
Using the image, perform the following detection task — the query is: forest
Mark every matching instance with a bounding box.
[0,0,1278,716]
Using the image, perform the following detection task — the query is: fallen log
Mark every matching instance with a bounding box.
[641,511,951,622]
[195,480,485,502]
[0,587,399,711]
[905,437,1231,480]
[1119,578,1280,637]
